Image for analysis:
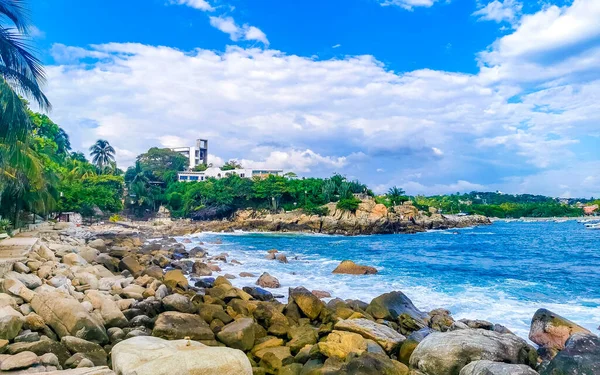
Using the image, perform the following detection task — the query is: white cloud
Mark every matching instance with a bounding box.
[378,0,438,10]
[43,0,600,197]
[209,16,269,45]
[29,25,46,39]
[170,0,214,11]
[473,0,522,24]
[332,44,341,49]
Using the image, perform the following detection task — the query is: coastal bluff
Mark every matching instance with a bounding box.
[188,199,491,236]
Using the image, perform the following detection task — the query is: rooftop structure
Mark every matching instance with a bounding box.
[171,139,208,169]
[178,167,283,182]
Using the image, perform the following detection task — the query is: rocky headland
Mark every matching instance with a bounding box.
[0,222,596,375]
[130,199,491,236]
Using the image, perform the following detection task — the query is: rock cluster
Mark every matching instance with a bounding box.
[0,224,596,375]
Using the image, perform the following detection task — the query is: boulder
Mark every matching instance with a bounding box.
[152,311,214,341]
[119,256,143,277]
[398,328,432,365]
[31,292,108,344]
[7,336,71,365]
[0,351,39,371]
[63,253,88,266]
[216,318,256,351]
[191,262,212,276]
[1,278,36,302]
[317,330,368,359]
[345,352,409,375]
[256,273,280,289]
[409,329,538,375]
[61,336,108,366]
[162,294,196,314]
[335,318,406,353]
[88,239,107,251]
[529,308,591,351]
[0,306,23,340]
[111,336,252,375]
[5,271,42,289]
[84,291,128,329]
[242,286,274,302]
[0,293,17,309]
[289,287,324,320]
[163,269,188,290]
[460,360,538,375]
[540,333,600,375]
[332,260,378,275]
[366,291,427,322]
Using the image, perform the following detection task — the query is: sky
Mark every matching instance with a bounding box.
[27,0,600,197]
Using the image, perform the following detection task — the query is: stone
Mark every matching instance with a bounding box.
[288,325,318,354]
[409,329,538,375]
[311,290,331,299]
[0,351,39,371]
[162,294,197,314]
[88,239,107,251]
[0,339,7,353]
[317,330,368,359]
[345,352,409,375]
[256,273,280,289]
[0,293,17,309]
[192,262,212,276]
[529,308,591,352]
[398,328,432,365]
[143,265,164,280]
[0,306,23,340]
[5,271,42,289]
[119,256,143,277]
[13,261,30,273]
[111,336,252,375]
[540,333,600,375]
[366,291,427,323]
[2,278,36,302]
[14,331,40,342]
[335,318,406,353]
[63,253,88,266]
[80,247,100,263]
[332,260,378,275]
[84,291,128,329]
[62,336,108,366]
[276,254,288,263]
[31,292,109,344]
[39,352,60,367]
[163,269,188,290]
[240,272,255,278]
[152,311,215,340]
[242,286,274,302]
[7,336,71,365]
[194,278,215,288]
[23,313,46,331]
[289,287,324,320]
[217,318,255,351]
[460,360,538,375]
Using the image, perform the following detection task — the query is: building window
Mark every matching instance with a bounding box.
[190,176,198,181]
[200,176,204,181]
[240,173,245,178]
[180,176,188,181]
[217,173,221,178]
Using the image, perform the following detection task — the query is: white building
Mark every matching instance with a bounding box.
[177,167,283,182]
[171,139,208,169]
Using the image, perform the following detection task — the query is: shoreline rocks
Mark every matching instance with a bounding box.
[332,260,378,275]
[0,223,594,375]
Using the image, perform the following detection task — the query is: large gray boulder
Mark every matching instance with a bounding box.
[366,291,427,322]
[540,333,600,375]
[0,305,23,340]
[31,292,108,344]
[409,329,538,375]
[216,318,256,351]
[111,336,252,375]
[459,360,538,375]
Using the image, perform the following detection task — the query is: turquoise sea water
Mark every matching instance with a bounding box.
[181,221,600,339]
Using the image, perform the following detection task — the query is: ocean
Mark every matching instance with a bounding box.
[179,221,600,340]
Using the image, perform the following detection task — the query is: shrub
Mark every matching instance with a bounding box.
[304,205,330,217]
[109,214,122,223]
[336,197,361,212]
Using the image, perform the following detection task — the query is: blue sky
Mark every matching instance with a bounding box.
[27,0,600,197]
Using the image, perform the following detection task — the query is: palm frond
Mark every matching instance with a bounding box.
[0,26,49,109]
[0,0,28,32]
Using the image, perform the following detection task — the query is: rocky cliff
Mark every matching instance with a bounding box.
[190,199,491,235]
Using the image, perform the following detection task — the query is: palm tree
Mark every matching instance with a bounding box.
[387,186,407,205]
[89,139,116,172]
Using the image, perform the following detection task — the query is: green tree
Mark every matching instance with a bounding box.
[253,175,287,211]
[89,139,116,172]
[387,186,408,205]
[136,147,188,182]
[221,159,243,171]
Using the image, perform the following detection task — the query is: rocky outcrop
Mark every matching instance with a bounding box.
[366,291,428,323]
[185,198,491,236]
[111,336,252,375]
[332,260,378,275]
[334,318,406,353]
[409,329,538,375]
